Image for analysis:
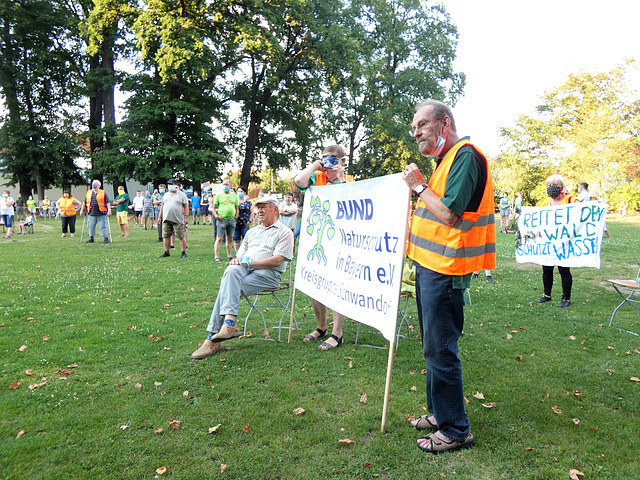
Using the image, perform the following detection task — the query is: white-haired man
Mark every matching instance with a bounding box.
[80,180,111,244]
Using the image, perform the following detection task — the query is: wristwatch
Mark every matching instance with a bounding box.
[414,184,428,195]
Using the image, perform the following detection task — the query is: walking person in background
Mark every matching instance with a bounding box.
[132,191,144,227]
[80,180,111,244]
[535,174,574,308]
[154,185,166,242]
[213,179,239,263]
[513,192,522,215]
[499,192,510,233]
[191,191,202,225]
[158,179,189,258]
[56,190,82,238]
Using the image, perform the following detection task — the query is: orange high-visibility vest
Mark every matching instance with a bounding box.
[58,197,77,216]
[85,189,107,213]
[537,195,574,207]
[313,172,355,186]
[408,139,496,276]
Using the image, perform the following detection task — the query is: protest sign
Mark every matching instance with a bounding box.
[516,201,608,268]
[294,173,410,342]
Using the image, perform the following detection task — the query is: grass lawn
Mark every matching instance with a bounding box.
[1,215,639,479]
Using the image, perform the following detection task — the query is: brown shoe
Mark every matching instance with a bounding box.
[211,324,242,342]
[191,339,223,359]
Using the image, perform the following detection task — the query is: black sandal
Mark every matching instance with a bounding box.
[303,328,327,342]
[319,334,343,350]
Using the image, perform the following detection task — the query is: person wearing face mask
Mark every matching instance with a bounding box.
[55,190,82,238]
[191,191,201,225]
[142,190,155,230]
[402,99,495,454]
[278,191,298,232]
[499,192,511,233]
[26,195,37,221]
[132,190,144,227]
[41,196,51,220]
[233,185,254,252]
[112,185,130,237]
[1,190,15,238]
[213,179,239,262]
[536,174,574,308]
[80,180,111,244]
[157,179,189,258]
[294,144,355,351]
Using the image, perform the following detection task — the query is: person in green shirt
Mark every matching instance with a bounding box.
[213,179,239,262]
[112,186,130,237]
[15,196,24,220]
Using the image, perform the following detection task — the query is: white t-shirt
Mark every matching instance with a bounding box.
[1,196,14,216]
[577,191,591,202]
[132,195,144,211]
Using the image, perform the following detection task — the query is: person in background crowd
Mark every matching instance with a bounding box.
[213,179,239,263]
[112,186,130,238]
[132,190,144,227]
[513,192,522,215]
[499,192,510,233]
[576,182,591,202]
[16,213,34,235]
[618,200,627,220]
[158,179,188,258]
[80,180,111,244]
[190,196,293,359]
[1,190,15,238]
[294,144,354,350]
[142,190,155,230]
[56,190,82,238]
[278,191,298,232]
[191,191,202,225]
[403,99,495,454]
[26,195,37,221]
[536,174,574,308]
[234,185,254,252]
[154,185,166,243]
[201,192,211,225]
[15,195,24,221]
[41,196,51,220]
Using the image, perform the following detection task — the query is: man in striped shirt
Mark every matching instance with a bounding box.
[191,195,294,359]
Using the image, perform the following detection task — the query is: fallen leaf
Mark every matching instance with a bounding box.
[28,380,47,390]
[220,464,228,473]
[154,381,162,386]
[338,438,355,444]
[464,396,470,405]
[360,393,367,404]
[293,408,306,416]
[164,304,171,309]
[421,369,427,374]
[572,418,580,425]
[607,346,615,351]
[630,377,640,382]
[183,390,189,396]
[120,425,128,430]
[156,466,167,475]
[25,369,34,376]
[569,335,576,340]
[552,406,562,414]
[18,345,27,352]
[243,423,250,433]
[349,361,353,368]
[169,419,181,429]
[410,386,417,392]
[43,336,50,341]
[574,390,582,396]
[155,428,163,434]
[569,469,584,480]
[9,381,20,390]
[363,461,371,468]
[482,402,497,408]
[635,349,640,355]
[607,369,615,376]
[473,391,485,400]
[405,415,416,421]
[54,369,74,375]
[516,355,523,361]
[16,430,25,439]
[208,424,222,433]
[135,383,142,389]
[506,334,512,340]
[525,447,534,451]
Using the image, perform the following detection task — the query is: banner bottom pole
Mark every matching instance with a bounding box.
[380,341,396,433]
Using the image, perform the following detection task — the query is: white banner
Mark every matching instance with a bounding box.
[294,173,410,342]
[515,201,608,268]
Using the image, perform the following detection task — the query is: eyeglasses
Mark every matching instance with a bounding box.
[410,120,430,137]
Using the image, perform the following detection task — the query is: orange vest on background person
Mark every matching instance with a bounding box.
[537,194,573,207]
[408,139,497,276]
[313,171,355,186]
[58,197,77,217]
[85,189,108,213]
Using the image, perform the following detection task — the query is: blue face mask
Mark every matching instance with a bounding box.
[159,189,165,194]
[223,186,230,193]
[238,192,244,199]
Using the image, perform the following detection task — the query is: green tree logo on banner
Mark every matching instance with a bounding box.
[305,196,335,265]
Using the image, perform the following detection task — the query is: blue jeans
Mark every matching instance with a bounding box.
[233,224,250,242]
[87,215,108,237]
[415,264,469,441]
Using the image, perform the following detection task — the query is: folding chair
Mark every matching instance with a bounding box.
[242,261,298,341]
[607,267,640,327]
[25,220,34,234]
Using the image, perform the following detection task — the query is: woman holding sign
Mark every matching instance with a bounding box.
[536,175,574,308]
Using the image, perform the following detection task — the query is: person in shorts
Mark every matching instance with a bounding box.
[158,179,188,258]
[142,191,155,230]
[213,179,238,262]
[112,186,130,237]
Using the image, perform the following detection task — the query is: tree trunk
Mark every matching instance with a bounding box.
[240,108,263,188]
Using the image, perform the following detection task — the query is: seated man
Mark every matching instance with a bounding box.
[191,195,294,359]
